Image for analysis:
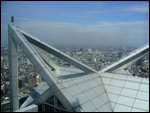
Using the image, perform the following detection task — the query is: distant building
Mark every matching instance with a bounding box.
[18,78,24,88]
[136,59,143,66]
[88,49,92,53]
[1,84,5,95]
[35,74,41,85]
[93,58,97,63]
[118,51,122,59]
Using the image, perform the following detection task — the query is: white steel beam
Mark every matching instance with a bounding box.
[33,46,59,71]
[20,30,97,74]
[100,44,149,73]
[8,25,19,111]
[8,25,76,111]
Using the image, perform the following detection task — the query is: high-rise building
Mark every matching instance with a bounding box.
[118,51,122,59]
[135,59,143,66]
[7,22,149,112]
[35,74,41,85]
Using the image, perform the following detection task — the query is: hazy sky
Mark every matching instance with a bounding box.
[1,1,149,47]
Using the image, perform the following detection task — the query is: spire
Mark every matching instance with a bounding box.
[11,16,14,26]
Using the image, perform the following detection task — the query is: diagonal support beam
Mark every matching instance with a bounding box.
[8,25,19,111]
[20,30,97,74]
[8,25,76,111]
[32,46,59,71]
[100,44,149,73]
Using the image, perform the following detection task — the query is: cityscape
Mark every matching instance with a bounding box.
[1,45,149,106]
[1,1,149,112]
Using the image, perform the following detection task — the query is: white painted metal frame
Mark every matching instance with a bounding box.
[20,30,97,74]
[9,24,110,112]
[8,23,149,112]
[8,25,76,111]
[100,44,149,73]
[8,25,19,111]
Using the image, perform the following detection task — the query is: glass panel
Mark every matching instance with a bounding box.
[62,80,76,88]
[100,93,109,104]
[107,86,122,94]
[124,81,140,90]
[77,82,91,92]
[102,78,111,84]
[133,99,149,111]
[127,76,142,82]
[81,101,96,112]
[139,84,149,92]
[114,104,131,112]
[117,96,134,107]
[92,85,105,95]
[142,78,149,84]
[66,86,81,96]
[88,79,100,88]
[73,93,88,105]
[131,108,146,112]
[98,103,112,112]
[110,102,115,109]
[83,89,98,100]
[108,93,118,102]
[101,73,114,78]
[136,91,149,101]
[91,96,105,109]
[109,79,125,87]
[113,74,127,80]
[121,88,137,98]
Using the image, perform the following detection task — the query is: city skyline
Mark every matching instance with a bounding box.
[1,1,149,47]
[2,24,148,112]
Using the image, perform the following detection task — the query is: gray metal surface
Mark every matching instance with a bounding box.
[21,68,113,112]
[9,25,75,111]
[8,25,19,111]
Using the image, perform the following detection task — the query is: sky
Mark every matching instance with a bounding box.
[1,1,149,47]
